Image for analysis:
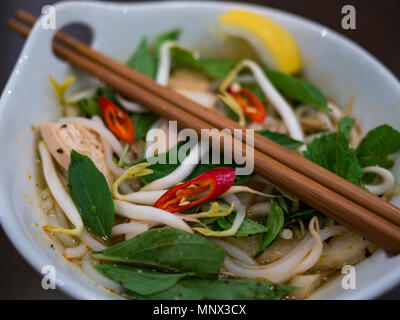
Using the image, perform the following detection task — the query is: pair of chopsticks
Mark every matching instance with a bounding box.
[7,10,400,253]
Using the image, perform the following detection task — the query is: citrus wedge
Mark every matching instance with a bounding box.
[219,10,302,74]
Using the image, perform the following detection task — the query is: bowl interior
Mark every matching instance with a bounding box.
[1,1,400,300]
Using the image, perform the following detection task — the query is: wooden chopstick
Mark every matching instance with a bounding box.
[14,10,400,228]
[7,16,400,253]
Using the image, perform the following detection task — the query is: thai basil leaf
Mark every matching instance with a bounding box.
[255,202,284,257]
[154,28,181,55]
[92,228,226,276]
[97,87,121,107]
[130,112,159,140]
[278,197,290,214]
[265,69,329,110]
[76,97,101,117]
[240,83,266,102]
[96,263,185,295]
[133,277,294,300]
[137,142,185,185]
[170,47,233,79]
[284,209,317,226]
[213,213,268,237]
[137,142,253,185]
[304,118,364,187]
[68,150,114,240]
[356,124,400,168]
[198,58,233,80]
[256,130,304,150]
[126,38,157,79]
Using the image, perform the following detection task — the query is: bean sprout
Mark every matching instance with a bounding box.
[141,142,207,191]
[111,221,149,237]
[363,166,395,195]
[39,141,83,236]
[114,200,192,233]
[116,93,148,113]
[64,244,88,259]
[81,254,123,293]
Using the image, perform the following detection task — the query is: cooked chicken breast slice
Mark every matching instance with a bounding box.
[40,122,113,185]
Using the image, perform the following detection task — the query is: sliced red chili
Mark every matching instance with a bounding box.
[99,96,134,144]
[154,167,236,213]
[228,86,266,123]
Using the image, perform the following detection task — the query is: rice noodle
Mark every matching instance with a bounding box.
[212,239,258,265]
[114,200,192,233]
[240,60,304,145]
[116,93,148,113]
[247,202,271,218]
[65,86,98,104]
[327,101,343,120]
[291,218,322,274]
[92,116,126,176]
[39,141,84,236]
[223,219,347,283]
[79,229,107,251]
[363,166,395,195]
[64,243,88,259]
[81,254,123,293]
[59,116,124,155]
[118,185,273,206]
[141,142,207,191]
[111,221,149,237]
[117,190,166,205]
[224,186,275,198]
[156,41,175,85]
[145,118,167,156]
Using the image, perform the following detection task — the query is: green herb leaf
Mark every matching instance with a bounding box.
[284,209,316,225]
[356,124,400,168]
[133,277,294,300]
[170,47,233,79]
[137,142,185,185]
[92,228,226,276]
[240,83,266,102]
[136,142,253,185]
[256,130,304,150]
[76,97,101,117]
[126,38,157,79]
[255,202,284,257]
[338,116,355,139]
[198,58,233,80]
[130,112,159,140]
[97,87,121,106]
[154,28,181,55]
[304,118,364,187]
[265,69,329,110]
[96,263,185,295]
[212,213,268,237]
[68,150,114,240]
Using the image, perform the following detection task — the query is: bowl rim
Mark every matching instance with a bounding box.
[1,0,399,300]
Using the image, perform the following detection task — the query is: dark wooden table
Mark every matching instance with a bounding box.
[0,0,399,300]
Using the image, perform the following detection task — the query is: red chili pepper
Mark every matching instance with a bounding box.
[154,167,236,213]
[228,86,266,123]
[99,96,135,144]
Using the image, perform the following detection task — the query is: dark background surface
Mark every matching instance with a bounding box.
[0,0,399,300]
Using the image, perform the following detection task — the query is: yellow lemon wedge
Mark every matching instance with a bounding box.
[219,10,302,74]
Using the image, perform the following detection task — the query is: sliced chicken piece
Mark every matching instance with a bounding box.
[169,69,211,92]
[168,69,218,109]
[40,122,113,185]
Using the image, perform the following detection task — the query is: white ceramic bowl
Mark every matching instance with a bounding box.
[1,1,400,300]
